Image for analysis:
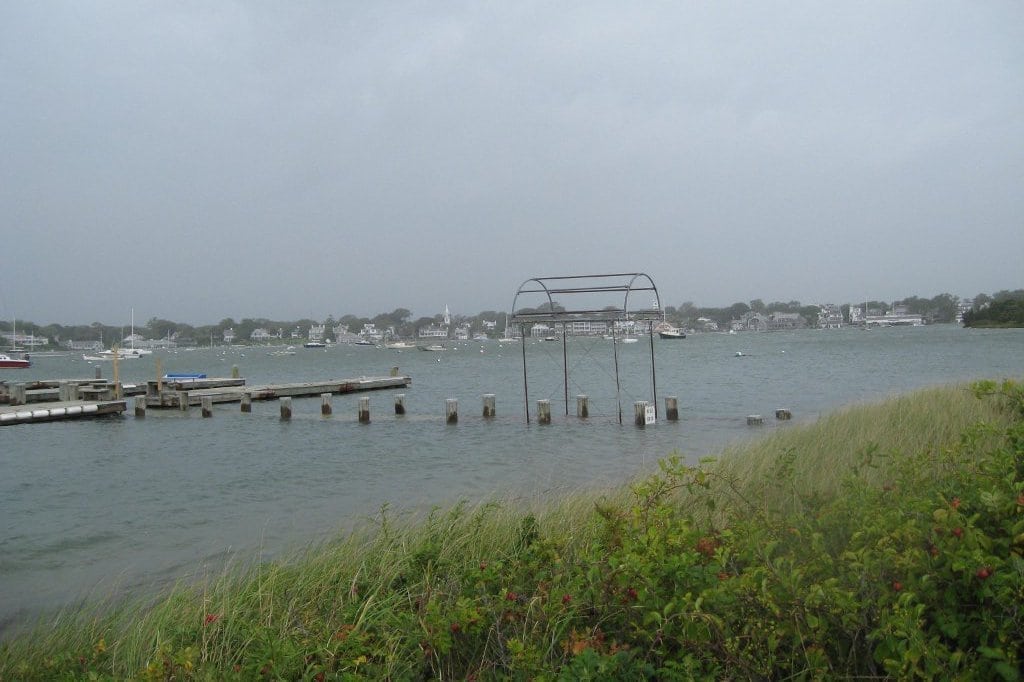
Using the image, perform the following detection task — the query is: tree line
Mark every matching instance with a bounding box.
[961,289,1024,328]
[2,290,1019,347]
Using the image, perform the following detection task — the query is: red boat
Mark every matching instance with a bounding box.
[0,353,30,368]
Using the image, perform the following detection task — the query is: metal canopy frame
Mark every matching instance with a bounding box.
[510,273,663,424]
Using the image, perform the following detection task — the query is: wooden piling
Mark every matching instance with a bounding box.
[390,366,399,377]
[634,401,649,427]
[12,383,26,406]
[321,393,332,416]
[241,393,252,413]
[665,396,679,421]
[178,391,189,412]
[231,365,240,379]
[94,366,102,380]
[537,399,551,425]
[358,397,370,423]
[395,393,406,416]
[576,394,589,419]
[747,415,764,425]
[482,394,496,418]
[201,396,213,418]
[280,397,292,421]
[134,397,146,418]
[445,398,458,424]
[775,408,792,421]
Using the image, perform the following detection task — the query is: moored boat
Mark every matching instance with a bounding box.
[658,328,686,339]
[0,352,31,368]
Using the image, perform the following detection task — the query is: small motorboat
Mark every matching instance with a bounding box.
[0,352,31,368]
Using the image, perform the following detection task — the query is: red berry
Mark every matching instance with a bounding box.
[976,567,992,580]
[952,527,963,538]
[506,591,518,602]
[627,587,638,600]
[450,622,461,633]
[892,581,903,591]
[561,594,572,605]
[951,497,962,509]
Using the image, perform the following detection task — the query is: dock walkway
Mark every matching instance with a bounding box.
[0,399,126,426]
[145,375,412,408]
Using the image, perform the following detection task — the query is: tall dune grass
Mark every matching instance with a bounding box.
[1,381,1020,679]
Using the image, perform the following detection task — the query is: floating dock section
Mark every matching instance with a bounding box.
[144,375,412,409]
[0,374,411,424]
[0,399,126,426]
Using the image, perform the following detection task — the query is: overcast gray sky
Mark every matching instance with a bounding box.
[2,1,1021,325]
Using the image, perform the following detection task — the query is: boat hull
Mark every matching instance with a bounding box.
[0,354,31,368]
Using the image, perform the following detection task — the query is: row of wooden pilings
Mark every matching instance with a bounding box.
[133,393,684,425]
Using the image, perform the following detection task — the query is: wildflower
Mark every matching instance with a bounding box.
[561,594,572,605]
[505,591,518,602]
[203,613,220,626]
[951,497,962,510]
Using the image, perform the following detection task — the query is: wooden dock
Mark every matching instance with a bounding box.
[145,375,412,408]
[0,399,127,426]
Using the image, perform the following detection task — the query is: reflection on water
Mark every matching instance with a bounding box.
[1,326,1022,632]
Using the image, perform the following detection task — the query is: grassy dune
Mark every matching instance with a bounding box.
[2,381,1022,680]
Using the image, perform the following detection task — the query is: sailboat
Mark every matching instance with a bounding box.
[95,310,151,360]
[2,318,31,368]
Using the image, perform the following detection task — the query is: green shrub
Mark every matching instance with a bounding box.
[2,381,1021,679]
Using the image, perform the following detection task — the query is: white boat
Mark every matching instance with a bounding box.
[95,309,151,359]
[303,341,326,348]
[384,340,416,350]
[95,347,146,360]
[418,344,447,352]
[622,337,639,344]
[0,352,31,368]
[658,328,686,339]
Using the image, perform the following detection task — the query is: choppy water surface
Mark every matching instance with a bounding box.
[1,325,1021,632]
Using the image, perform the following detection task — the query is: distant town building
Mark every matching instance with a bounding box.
[250,327,274,342]
[818,304,844,328]
[308,324,326,342]
[223,328,236,344]
[67,339,103,351]
[767,312,807,330]
[418,323,448,338]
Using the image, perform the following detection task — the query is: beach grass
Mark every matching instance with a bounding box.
[1,380,1021,679]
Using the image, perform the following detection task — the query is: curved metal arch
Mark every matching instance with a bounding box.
[510,272,663,324]
[508,272,664,424]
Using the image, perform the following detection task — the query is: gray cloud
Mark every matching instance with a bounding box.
[2,1,1021,324]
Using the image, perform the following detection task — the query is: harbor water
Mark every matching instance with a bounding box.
[1,325,1022,634]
